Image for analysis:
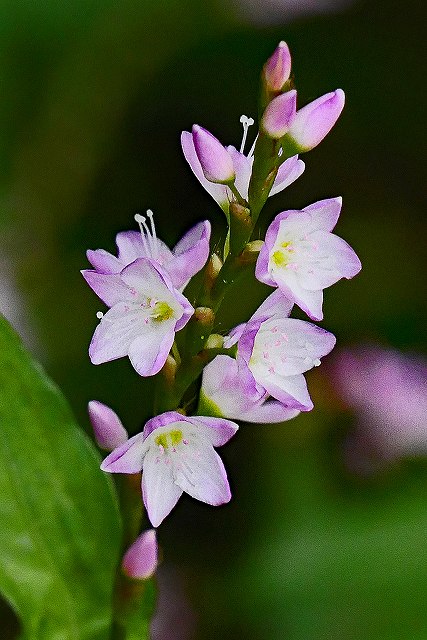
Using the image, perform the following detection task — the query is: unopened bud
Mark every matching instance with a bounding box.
[206,253,223,289]
[261,90,297,139]
[192,125,235,183]
[194,306,215,326]
[287,89,345,151]
[263,41,292,92]
[122,529,158,580]
[240,240,264,264]
[88,401,128,451]
[205,333,224,350]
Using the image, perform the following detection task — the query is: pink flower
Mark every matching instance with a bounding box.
[88,400,128,450]
[181,117,304,214]
[83,210,211,295]
[287,89,345,151]
[256,198,361,320]
[261,90,297,139]
[191,125,235,183]
[88,258,193,377]
[263,41,292,92]
[122,529,158,580]
[101,411,239,527]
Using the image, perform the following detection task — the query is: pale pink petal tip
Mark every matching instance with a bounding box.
[262,90,297,139]
[122,529,158,580]
[192,125,235,183]
[88,400,128,451]
[264,40,292,92]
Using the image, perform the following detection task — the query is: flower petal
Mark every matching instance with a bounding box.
[81,270,131,307]
[128,325,175,377]
[116,230,172,265]
[189,415,239,447]
[101,432,146,473]
[120,258,175,303]
[270,270,325,321]
[251,289,294,322]
[142,447,183,527]
[200,354,262,419]
[122,529,158,580]
[270,156,305,197]
[261,372,313,411]
[86,249,122,274]
[226,146,253,200]
[181,131,229,207]
[169,220,211,289]
[303,197,342,233]
[143,411,188,439]
[174,437,231,505]
[89,302,151,365]
[240,401,300,423]
[88,400,128,450]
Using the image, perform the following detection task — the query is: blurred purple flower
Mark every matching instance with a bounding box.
[101,411,238,527]
[331,346,427,461]
[256,197,361,320]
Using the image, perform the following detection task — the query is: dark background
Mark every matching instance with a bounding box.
[1,0,426,637]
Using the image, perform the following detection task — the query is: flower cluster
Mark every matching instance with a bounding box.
[84,42,360,570]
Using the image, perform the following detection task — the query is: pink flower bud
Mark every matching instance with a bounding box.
[261,90,297,139]
[122,529,158,580]
[88,400,128,451]
[288,89,345,151]
[192,125,235,184]
[263,41,292,92]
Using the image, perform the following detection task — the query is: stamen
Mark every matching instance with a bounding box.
[134,213,152,256]
[96,311,104,319]
[146,209,159,258]
[247,133,258,158]
[239,114,255,154]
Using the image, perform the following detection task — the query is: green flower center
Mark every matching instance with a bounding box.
[155,429,183,449]
[152,301,174,322]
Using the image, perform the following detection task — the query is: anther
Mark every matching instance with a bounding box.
[239,114,255,154]
[96,311,104,319]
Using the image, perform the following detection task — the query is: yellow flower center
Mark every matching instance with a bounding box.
[272,241,293,267]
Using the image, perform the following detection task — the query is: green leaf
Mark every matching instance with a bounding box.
[0,315,121,639]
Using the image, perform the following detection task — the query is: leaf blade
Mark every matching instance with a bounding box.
[0,315,122,639]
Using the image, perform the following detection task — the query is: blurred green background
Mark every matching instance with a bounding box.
[0,0,426,638]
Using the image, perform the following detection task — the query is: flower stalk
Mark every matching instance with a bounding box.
[82,39,359,636]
